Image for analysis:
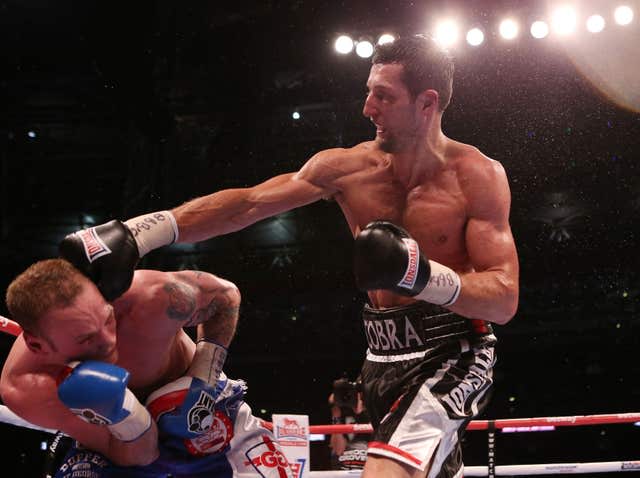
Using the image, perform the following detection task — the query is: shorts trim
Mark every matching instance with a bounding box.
[365,338,473,363]
[368,441,423,467]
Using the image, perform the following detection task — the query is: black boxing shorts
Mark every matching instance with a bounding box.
[359,302,496,477]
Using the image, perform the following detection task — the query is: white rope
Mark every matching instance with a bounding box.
[300,462,640,477]
[464,462,640,476]
[0,404,57,434]
[3,404,639,476]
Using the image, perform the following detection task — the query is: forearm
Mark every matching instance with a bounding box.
[194,283,240,346]
[107,420,159,466]
[446,270,518,324]
[182,277,241,384]
[172,188,258,243]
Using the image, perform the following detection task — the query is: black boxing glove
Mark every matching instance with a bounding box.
[353,221,461,306]
[60,211,179,301]
[59,220,139,301]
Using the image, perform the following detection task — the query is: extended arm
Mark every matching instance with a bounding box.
[59,150,342,300]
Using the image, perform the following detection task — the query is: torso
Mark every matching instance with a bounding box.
[2,271,195,405]
[113,302,194,402]
[327,140,482,308]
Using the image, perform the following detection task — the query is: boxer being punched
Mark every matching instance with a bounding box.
[61,35,519,478]
[1,259,292,477]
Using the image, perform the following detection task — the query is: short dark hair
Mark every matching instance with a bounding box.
[6,259,85,333]
[372,35,454,111]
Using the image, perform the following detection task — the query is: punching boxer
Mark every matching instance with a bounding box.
[60,35,519,478]
[0,259,292,477]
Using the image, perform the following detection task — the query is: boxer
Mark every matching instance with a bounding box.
[1,259,292,477]
[60,35,519,478]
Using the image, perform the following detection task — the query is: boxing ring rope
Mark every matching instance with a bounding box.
[1,316,639,475]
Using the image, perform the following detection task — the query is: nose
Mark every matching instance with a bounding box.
[362,93,377,119]
[99,325,117,353]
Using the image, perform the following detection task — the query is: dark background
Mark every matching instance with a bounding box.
[1,0,639,475]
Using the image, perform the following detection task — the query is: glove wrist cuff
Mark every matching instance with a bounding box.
[186,340,228,385]
[107,389,152,442]
[124,211,178,257]
[414,260,461,306]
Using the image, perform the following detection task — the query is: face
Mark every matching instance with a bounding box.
[35,281,118,364]
[362,63,422,153]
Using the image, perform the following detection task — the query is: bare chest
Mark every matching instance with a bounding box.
[337,173,469,265]
[114,319,194,400]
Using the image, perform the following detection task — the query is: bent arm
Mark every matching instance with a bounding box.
[448,162,519,324]
[166,270,241,347]
[173,171,333,243]
[1,377,159,467]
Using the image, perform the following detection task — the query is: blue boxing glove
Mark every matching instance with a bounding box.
[146,373,246,456]
[57,361,151,442]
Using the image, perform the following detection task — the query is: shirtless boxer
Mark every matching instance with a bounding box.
[1,259,292,477]
[60,35,519,478]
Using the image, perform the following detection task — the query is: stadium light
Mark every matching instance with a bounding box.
[378,33,395,45]
[466,28,485,46]
[586,14,606,33]
[499,19,519,39]
[531,20,550,39]
[434,19,459,47]
[614,5,634,25]
[355,40,374,58]
[335,35,354,54]
[552,6,578,35]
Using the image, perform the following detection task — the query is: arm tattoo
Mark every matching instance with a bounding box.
[185,298,218,327]
[163,282,196,321]
[165,274,240,335]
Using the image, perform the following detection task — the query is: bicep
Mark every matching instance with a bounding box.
[465,216,518,276]
[463,158,518,276]
[246,171,333,217]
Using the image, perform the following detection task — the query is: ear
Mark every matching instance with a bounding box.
[418,89,439,111]
[23,331,50,355]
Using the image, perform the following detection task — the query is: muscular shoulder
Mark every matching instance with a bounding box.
[296,142,383,188]
[1,367,60,427]
[451,143,511,221]
[119,270,238,324]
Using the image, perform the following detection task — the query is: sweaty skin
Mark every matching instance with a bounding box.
[0,269,239,466]
[171,63,518,325]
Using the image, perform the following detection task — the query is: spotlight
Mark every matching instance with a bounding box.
[552,6,578,35]
[27,130,36,139]
[334,35,354,54]
[499,19,519,39]
[531,20,550,38]
[292,111,300,120]
[586,14,605,33]
[378,33,395,45]
[614,5,634,25]
[434,19,459,47]
[355,40,374,58]
[466,28,484,46]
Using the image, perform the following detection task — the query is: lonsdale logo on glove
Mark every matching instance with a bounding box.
[398,238,420,289]
[77,228,112,263]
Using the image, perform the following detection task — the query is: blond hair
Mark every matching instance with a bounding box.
[6,259,85,333]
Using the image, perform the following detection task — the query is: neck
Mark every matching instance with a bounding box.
[391,116,447,188]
